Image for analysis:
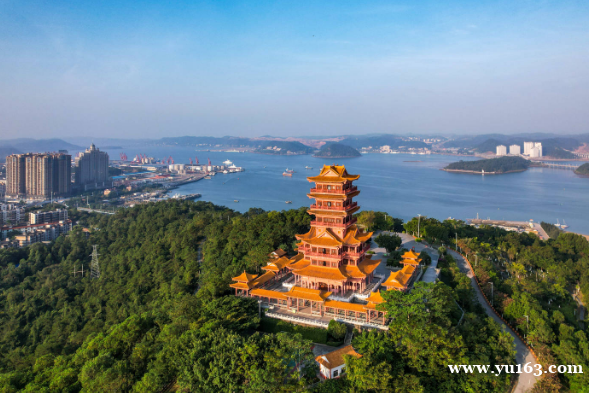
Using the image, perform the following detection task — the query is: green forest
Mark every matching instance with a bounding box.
[444,156,530,173]
[404,215,589,392]
[0,202,587,392]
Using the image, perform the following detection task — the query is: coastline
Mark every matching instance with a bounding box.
[313,155,360,158]
[441,168,527,175]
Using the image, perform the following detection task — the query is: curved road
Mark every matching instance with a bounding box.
[449,249,540,392]
[371,232,539,392]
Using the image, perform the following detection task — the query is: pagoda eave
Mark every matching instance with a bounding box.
[307,190,361,200]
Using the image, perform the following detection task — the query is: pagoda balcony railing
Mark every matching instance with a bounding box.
[310,218,357,228]
[343,245,370,258]
[309,186,358,195]
[300,250,342,258]
[309,202,358,211]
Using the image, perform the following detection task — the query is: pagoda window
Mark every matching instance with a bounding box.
[327,202,332,207]
[322,261,327,266]
[327,185,332,190]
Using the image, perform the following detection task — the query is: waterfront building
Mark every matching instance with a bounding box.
[230,165,387,327]
[496,145,507,156]
[524,141,534,155]
[530,144,543,158]
[509,144,521,155]
[316,345,362,379]
[75,144,111,191]
[6,153,71,200]
[29,209,68,225]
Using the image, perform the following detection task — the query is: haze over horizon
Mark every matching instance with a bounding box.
[1,0,588,139]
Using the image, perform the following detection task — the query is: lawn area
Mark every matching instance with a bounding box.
[259,316,329,344]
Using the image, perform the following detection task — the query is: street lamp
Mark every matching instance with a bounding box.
[417,214,422,238]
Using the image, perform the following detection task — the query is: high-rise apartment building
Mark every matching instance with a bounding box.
[524,141,534,155]
[534,142,543,157]
[496,145,507,156]
[6,153,71,200]
[509,145,521,155]
[75,144,111,191]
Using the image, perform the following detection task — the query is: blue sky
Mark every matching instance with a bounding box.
[1,0,588,138]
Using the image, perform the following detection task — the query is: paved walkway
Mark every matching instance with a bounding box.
[450,249,539,393]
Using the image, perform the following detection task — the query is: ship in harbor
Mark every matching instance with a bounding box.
[283,172,293,177]
[305,166,313,170]
[285,168,295,174]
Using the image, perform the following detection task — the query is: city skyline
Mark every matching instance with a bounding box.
[1,0,588,139]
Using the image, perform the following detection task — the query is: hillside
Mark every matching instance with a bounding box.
[0,146,22,162]
[444,135,581,158]
[313,142,361,158]
[575,163,589,176]
[255,141,315,155]
[444,156,530,174]
[339,135,428,149]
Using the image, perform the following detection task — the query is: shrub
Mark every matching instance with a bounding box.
[327,320,347,341]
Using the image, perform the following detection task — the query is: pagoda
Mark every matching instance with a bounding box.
[230,165,388,327]
[289,165,379,295]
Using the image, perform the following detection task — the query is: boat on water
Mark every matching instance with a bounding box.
[283,172,293,177]
[305,166,313,170]
[285,201,292,204]
[223,170,228,174]
[204,176,212,179]
[234,200,239,203]
[285,168,295,173]
[555,219,561,228]
[561,219,569,229]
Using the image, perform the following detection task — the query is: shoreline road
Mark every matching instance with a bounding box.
[450,249,540,393]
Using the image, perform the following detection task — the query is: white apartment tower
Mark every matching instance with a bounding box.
[496,145,507,156]
[509,145,521,155]
[524,141,534,155]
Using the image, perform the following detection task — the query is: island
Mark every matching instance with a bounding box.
[254,141,315,155]
[443,156,530,174]
[575,163,589,176]
[313,142,361,158]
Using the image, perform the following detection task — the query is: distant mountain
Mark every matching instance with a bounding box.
[339,135,427,149]
[313,143,361,158]
[64,137,151,148]
[0,138,82,153]
[158,136,258,148]
[444,134,582,158]
[0,146,22,162]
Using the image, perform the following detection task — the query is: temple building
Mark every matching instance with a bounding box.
[400,248,422,267]
[382,265,416,292]
[230,165,388,327]
[316,345,362,379]
[291,165,379,294]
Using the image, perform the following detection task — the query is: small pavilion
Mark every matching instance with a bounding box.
[401,248,422,267]
[382,265,416,292]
